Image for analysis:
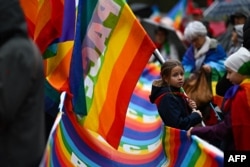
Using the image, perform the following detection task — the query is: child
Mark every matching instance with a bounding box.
[187,46,250,151]
[149,60,202,130]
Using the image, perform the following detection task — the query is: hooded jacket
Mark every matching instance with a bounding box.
[149,80,202,130]
[0,1,45,166]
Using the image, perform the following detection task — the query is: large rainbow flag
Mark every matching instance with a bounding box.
[40,62,224,166]
[68,0,156,148]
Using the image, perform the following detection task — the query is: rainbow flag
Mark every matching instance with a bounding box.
[163,126,224,167]
[40,62,223,166]
[167,0,187,30]
[44,0,76,115]
[69,0,156,148]
[20,0,64,54]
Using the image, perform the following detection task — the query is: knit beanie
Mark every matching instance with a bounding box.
[225,47,250,75]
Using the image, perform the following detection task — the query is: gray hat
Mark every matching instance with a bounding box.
[230,8,250,25]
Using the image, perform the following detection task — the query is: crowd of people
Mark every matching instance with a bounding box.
[149,8,250,152]
[1,0,250,165]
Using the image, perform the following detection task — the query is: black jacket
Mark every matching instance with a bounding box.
[149,80,202,130]
[0,1,45,166]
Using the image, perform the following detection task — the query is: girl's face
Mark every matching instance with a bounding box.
[226,67,246,84]
[164,66,184,88]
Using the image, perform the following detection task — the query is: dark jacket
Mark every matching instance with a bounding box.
[0,1,45,166]
[149,80,202,130]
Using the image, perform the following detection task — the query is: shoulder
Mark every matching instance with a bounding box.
[0,37,42,71]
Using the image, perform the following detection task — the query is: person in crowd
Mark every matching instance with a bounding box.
[190,8,213,38]
[227,24,244,56]
[182,21,226,79]
[149,60,202,130]
[0,0,46,166]
[216,24,244,97]
[149,26,179,62]
[181,21,227,122]
[217,8,249,54]
[243,17,250,50]
[187,46,250,151]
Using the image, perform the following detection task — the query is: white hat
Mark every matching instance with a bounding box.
[224,47,250,75]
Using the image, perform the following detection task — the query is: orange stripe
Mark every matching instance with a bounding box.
[98,20,154,138]
[20,0,38,38]
[34,0,51,39]
[106,37,155,146]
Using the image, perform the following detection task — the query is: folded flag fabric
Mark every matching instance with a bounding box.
[20,0,64,54]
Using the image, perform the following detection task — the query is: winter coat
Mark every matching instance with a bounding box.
[149,80,202,130]
[0,1,45,166]
[182,38,226,79]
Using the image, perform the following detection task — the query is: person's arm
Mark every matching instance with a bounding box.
[190,111,232,142]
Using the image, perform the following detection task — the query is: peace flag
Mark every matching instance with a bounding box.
[69,0,156,148]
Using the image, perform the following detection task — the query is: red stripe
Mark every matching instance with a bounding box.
[106,35,155,148]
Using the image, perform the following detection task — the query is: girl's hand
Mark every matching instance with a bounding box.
[188,99,197,109]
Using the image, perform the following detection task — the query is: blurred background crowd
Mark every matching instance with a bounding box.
[127,0,250,61]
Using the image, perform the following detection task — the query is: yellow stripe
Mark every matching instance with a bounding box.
[46,41,73,90]
[46,41,73,77]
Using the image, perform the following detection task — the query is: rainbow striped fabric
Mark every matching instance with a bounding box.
[40,62,224,166]
[20,0,64,54]
[166,0,187,30]
[163,127,224,167]
[69,0,156,148]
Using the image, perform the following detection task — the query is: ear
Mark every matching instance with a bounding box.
[163,77,169,84]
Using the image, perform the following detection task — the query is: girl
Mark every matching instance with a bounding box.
[149,60,202,130]
[187,46,250,151]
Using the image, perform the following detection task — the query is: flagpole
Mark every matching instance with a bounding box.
[153,49,165,65]
[153,49,205,126]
